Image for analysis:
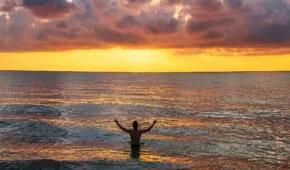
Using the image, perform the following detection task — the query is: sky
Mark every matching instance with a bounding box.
[0,0,290,72]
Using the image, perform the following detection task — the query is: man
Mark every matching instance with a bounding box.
[114,118,157,147]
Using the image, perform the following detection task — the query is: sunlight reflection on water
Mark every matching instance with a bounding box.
[0,72,289,169]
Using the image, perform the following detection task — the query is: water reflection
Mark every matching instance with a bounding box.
[0,72,289,169]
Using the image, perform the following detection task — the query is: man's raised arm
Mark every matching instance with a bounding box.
[140,120,157,133]
[114,119,130,133]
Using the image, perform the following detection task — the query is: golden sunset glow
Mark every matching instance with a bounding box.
[1,2,289,170]
[1,49,290,72]
[1,0,290,72]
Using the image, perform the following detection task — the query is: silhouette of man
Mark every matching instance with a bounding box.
[114,118,157,147]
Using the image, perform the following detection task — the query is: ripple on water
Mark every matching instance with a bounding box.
[157,127,205,136]
[0,104,62,117]
[0,120,67,143]
[64,124,128,143]
[0,159,193,170]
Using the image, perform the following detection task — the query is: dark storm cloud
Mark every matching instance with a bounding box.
[202,31,224,40]
[247,21,290,44]
[140,11,180,35]
[115,15,139,29]
[145,17,179,34]
[94,26,146,45]
[187,18,235,33]
[1,0,290,54]
[242,0,290,45]
[22,0,77,18]
[223,0,250,11]
[194,0,222,11]
[125,0,151,4]
[115,7,180,35]
[55,21,69,29]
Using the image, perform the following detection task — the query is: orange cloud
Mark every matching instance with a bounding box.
[0,0,289,56]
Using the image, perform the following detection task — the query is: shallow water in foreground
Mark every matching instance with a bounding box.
[0,72,289,169]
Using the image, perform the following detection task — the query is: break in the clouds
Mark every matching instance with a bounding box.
[1,0,290,54]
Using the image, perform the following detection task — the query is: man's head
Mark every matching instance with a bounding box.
[132,120,138,130]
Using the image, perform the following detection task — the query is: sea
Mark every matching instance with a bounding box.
[0,71,289,170]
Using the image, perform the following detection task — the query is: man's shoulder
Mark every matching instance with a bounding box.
[129,130,142,134]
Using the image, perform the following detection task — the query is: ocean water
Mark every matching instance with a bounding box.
[0,71,289,170]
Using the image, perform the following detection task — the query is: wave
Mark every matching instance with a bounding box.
[0,159,192,170]
[0,104,62,117]
[0,120,67,143]
[0,160,80,170]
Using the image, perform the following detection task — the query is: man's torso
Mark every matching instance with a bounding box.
[129,130,142,146]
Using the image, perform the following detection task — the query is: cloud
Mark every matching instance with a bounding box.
[0,0,290,55]
[247,21,290,44]
[223,0,250,12]
[145,17,179,34]
[0,0,17,12]
[187,18,235,33]
[22,0,77,18]
[194,0,223,11]
[55,20,69,29]
[125,0,151,5]
[116,9,180,35]
[201,31,224,40]
[115,15,139,29]
[242,0,290,45]
[94,26,146,45]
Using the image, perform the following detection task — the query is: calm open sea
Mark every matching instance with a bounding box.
[0,71,289,169]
